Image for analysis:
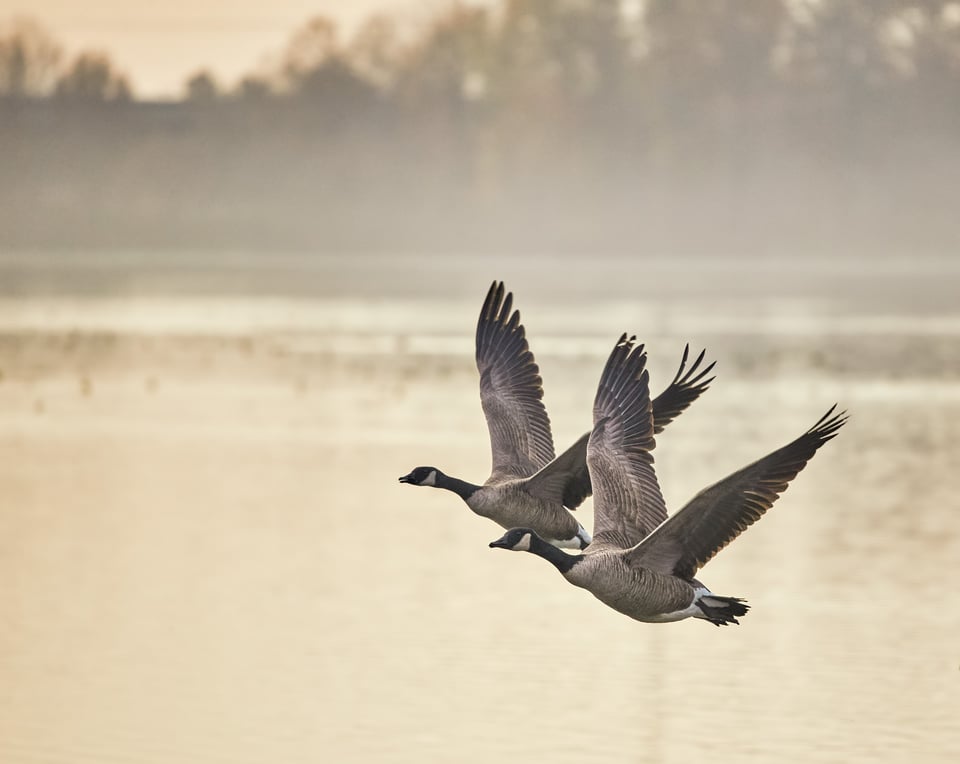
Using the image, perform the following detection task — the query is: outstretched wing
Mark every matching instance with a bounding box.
[651,344,715,434]
[587,335,669,550]
[523,432,591,510]
[476,281,555,482]
[525,344,715,510]
[627,406,848,578]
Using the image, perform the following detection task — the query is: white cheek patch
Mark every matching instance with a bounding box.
[513,532,532,551]
[422,470,437,486]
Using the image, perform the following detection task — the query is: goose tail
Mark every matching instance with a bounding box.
[695,594,750,626]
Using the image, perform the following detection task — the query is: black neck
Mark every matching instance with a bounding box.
[435,472,481,501]
[529,534,581,574]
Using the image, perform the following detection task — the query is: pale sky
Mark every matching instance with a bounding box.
[0,1,422,97]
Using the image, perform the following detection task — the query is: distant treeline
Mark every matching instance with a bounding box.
[2,2,959,255]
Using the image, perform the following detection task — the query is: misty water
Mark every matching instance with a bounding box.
[0,253,958,762]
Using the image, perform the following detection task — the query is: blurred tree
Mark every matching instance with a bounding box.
[348,14,407,91]
[2,0,960,256]
[493,0,627,102]
[293,58,379,110]
[780,0,904,157]
[643,1,790,154]
[784,1,898,87]
[478,0,627,180]
[884,1,960,130]
[235,75,273,101]
[55,51,131,101]
[0,16,63,97]
[396,4,493,108]
[184,70,219,103]
[888,1,960,81]
[280,16,339,90]
[272,15,380,116]
[490,0,632,169]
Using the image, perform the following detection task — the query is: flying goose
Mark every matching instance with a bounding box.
[490,335,846,624]
[399,281,715,549]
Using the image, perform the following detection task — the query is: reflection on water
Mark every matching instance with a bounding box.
[1,290,958,763]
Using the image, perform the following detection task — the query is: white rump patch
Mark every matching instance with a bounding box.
[422,470,437,486]
[647,587,710,623]
[552,525,592,550]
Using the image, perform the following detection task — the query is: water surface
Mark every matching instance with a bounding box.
[1,259,958,762]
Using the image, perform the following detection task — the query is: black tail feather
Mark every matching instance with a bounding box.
[696,595,750,626]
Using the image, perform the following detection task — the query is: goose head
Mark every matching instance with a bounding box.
[489,527,580,573]
[398,466,440,486]
[489,527,536,551]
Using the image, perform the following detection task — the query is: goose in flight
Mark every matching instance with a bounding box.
[400,282,715,549]
[490,335,846,624]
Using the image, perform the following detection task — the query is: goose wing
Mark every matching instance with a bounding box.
[626,406,848,578]
[586,335,669,550]
[476,282,556,482]
[523,431,591,510]
[525,345,714,509]
[651,344,716,434]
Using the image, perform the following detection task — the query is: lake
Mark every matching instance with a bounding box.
[0,252,958,762]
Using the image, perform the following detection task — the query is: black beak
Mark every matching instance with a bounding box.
[489,537,510,549]
[398,474,414,484]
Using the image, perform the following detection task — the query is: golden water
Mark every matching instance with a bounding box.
[1,287,958,762]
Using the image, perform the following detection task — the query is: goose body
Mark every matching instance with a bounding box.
[399,463,590,547]
[401,282,715,549]
[563,551,720,622]
[490,335,847,624]
[465,476,586,543]
[492,530,734,622]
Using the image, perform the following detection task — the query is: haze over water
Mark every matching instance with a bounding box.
[1,251,958,763]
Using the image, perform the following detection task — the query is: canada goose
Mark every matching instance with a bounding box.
[399,281,715,549]
[490,335,846,624]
